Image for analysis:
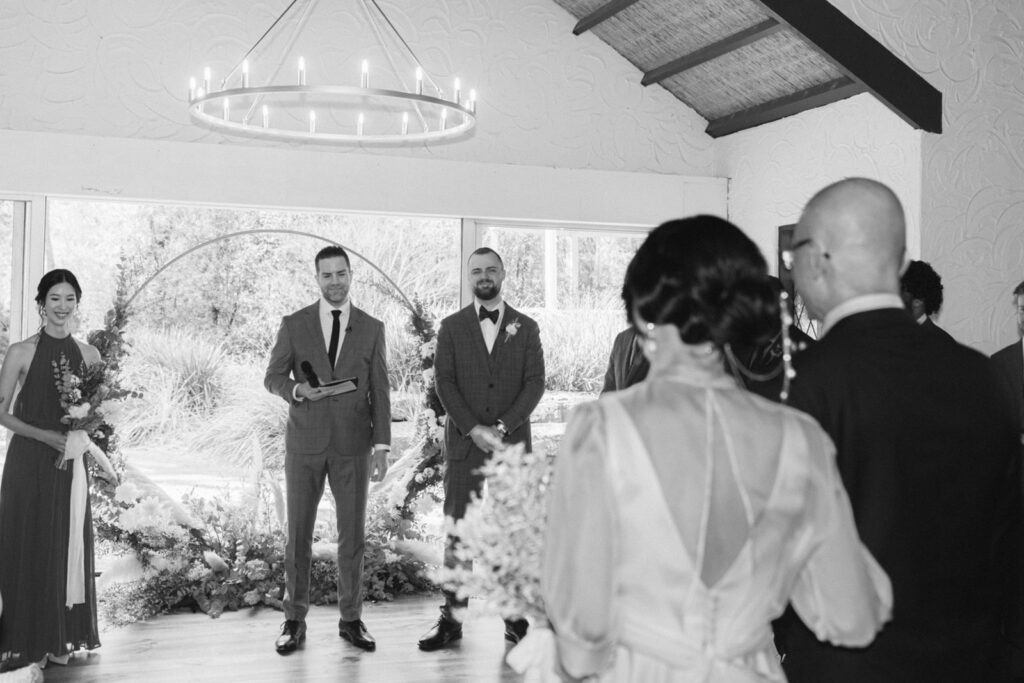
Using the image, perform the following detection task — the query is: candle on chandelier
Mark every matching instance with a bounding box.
[222,99,230,121]
[241,60,250,88]
[415,67,423,95]
[188,77,196,101]
[262,105,269,128]
[453,78,461,105]
[357,112,365,136]
[401,111,409,135]
[469,89,477,113]
[440,108,447,131]
[203,67,211,93]
[361,60,369,88]
[309,110,316,133]
[298,57,306,86]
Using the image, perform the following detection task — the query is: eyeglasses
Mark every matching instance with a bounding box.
[781,238,815,271]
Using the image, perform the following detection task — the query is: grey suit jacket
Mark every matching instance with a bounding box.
[992,339,1024,434]
[265,302,391,456]
[434,303,545,461]
[600,327,649,395]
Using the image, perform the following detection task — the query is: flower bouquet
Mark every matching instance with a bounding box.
[435,440,556,621]
[51,354,119,479]
[52,353,121,607]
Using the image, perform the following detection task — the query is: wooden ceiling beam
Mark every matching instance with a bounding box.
[641,19,783,86]
[751,0,941,133]
[705,76,865,138]
[572,0,641,36]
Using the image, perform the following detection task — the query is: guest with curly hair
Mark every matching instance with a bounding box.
[900,259,956,343]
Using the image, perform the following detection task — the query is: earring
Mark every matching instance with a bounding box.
[643,322,657,355]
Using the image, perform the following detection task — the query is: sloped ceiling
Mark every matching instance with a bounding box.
[551,0,942,137]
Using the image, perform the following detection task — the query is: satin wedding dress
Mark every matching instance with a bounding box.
[512,345,892,682]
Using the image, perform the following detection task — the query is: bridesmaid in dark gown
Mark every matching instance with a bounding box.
[0,270,102,672]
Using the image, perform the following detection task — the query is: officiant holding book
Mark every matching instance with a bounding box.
[264,245,391,655]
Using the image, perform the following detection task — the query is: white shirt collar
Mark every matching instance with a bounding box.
[915,313,927,324]
[821,293,904,337]
[319,297,351,319]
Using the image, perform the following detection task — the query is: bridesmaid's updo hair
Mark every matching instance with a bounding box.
[35,269,83,305]
[623,216,778,350]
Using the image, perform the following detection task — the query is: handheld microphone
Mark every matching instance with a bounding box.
[300,360,320,388]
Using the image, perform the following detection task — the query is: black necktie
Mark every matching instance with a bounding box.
[328,309,341,367]
[479,307,499,325]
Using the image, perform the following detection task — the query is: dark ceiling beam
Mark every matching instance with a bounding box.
[705,76,865,138]
[751,0,941,133]
[641,19,783,86]
[572,0,641,36]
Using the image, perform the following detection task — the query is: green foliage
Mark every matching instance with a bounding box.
[185,364,287,470]
[535,305,624,393]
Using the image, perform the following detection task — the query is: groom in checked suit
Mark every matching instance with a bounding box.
[779,179,1020,682]
[418,247,545,651]
[265,245,391,655]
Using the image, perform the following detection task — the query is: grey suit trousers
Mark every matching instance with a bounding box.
[282,424,370,623]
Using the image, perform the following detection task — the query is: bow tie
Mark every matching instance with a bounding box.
[479,307,500,325]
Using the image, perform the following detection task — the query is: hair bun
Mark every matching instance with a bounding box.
[705,275,780,349]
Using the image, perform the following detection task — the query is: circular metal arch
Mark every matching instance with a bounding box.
[124,228,416,313]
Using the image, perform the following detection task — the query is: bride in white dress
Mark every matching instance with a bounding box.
[512,216,892,682]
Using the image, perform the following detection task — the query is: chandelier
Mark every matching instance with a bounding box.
[187,0,477,144]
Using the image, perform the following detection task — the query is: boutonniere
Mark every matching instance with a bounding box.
[504,318,521,343]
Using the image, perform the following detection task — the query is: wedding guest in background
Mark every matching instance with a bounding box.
[779,178,1019,682]
[0,270,102,673]
[599,327,648,394]
[991,280,1024,680]
[516,216,890,681]
[726,275,814,402]
[900,259,956,343]
[419,247,545,651]
[992,280,1024,446]
[265,245,391,655]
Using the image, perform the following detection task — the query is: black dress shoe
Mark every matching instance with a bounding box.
[503,618,529,644]
[418,607,463,651]
[275,620,306,654]
[339,619,376,652]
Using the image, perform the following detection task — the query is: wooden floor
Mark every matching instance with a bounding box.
[41,594,528,683]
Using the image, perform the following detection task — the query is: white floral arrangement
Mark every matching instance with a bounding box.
[435,439,557,620]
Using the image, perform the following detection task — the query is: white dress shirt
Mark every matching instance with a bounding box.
[320,297,351,361]
[821,293,904,338]
[475,299,505,353]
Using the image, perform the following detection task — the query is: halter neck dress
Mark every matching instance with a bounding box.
[0,331,100,670]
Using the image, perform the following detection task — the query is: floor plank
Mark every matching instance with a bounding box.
[40,594,528,682]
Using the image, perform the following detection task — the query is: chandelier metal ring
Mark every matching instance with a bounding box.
[187,0,478,146]
[190,85,476,143]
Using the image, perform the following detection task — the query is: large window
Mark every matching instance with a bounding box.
[0,202,18,464]
[479,223,646,393]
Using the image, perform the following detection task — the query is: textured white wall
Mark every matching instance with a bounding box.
[825,0,1024,353]
[0,0,714,176]
[714,93,922,275]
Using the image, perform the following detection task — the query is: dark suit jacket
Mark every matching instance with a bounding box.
[264,303,391,456]
[779,308,1019,683]
[434,303,545,461]
[599,328,649,395]
[920,316,957,345]
[992,339,1024,434]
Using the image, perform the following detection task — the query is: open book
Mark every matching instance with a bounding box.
[319,376,358,396]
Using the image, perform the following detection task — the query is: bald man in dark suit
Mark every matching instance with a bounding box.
[778,179,1019,683]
